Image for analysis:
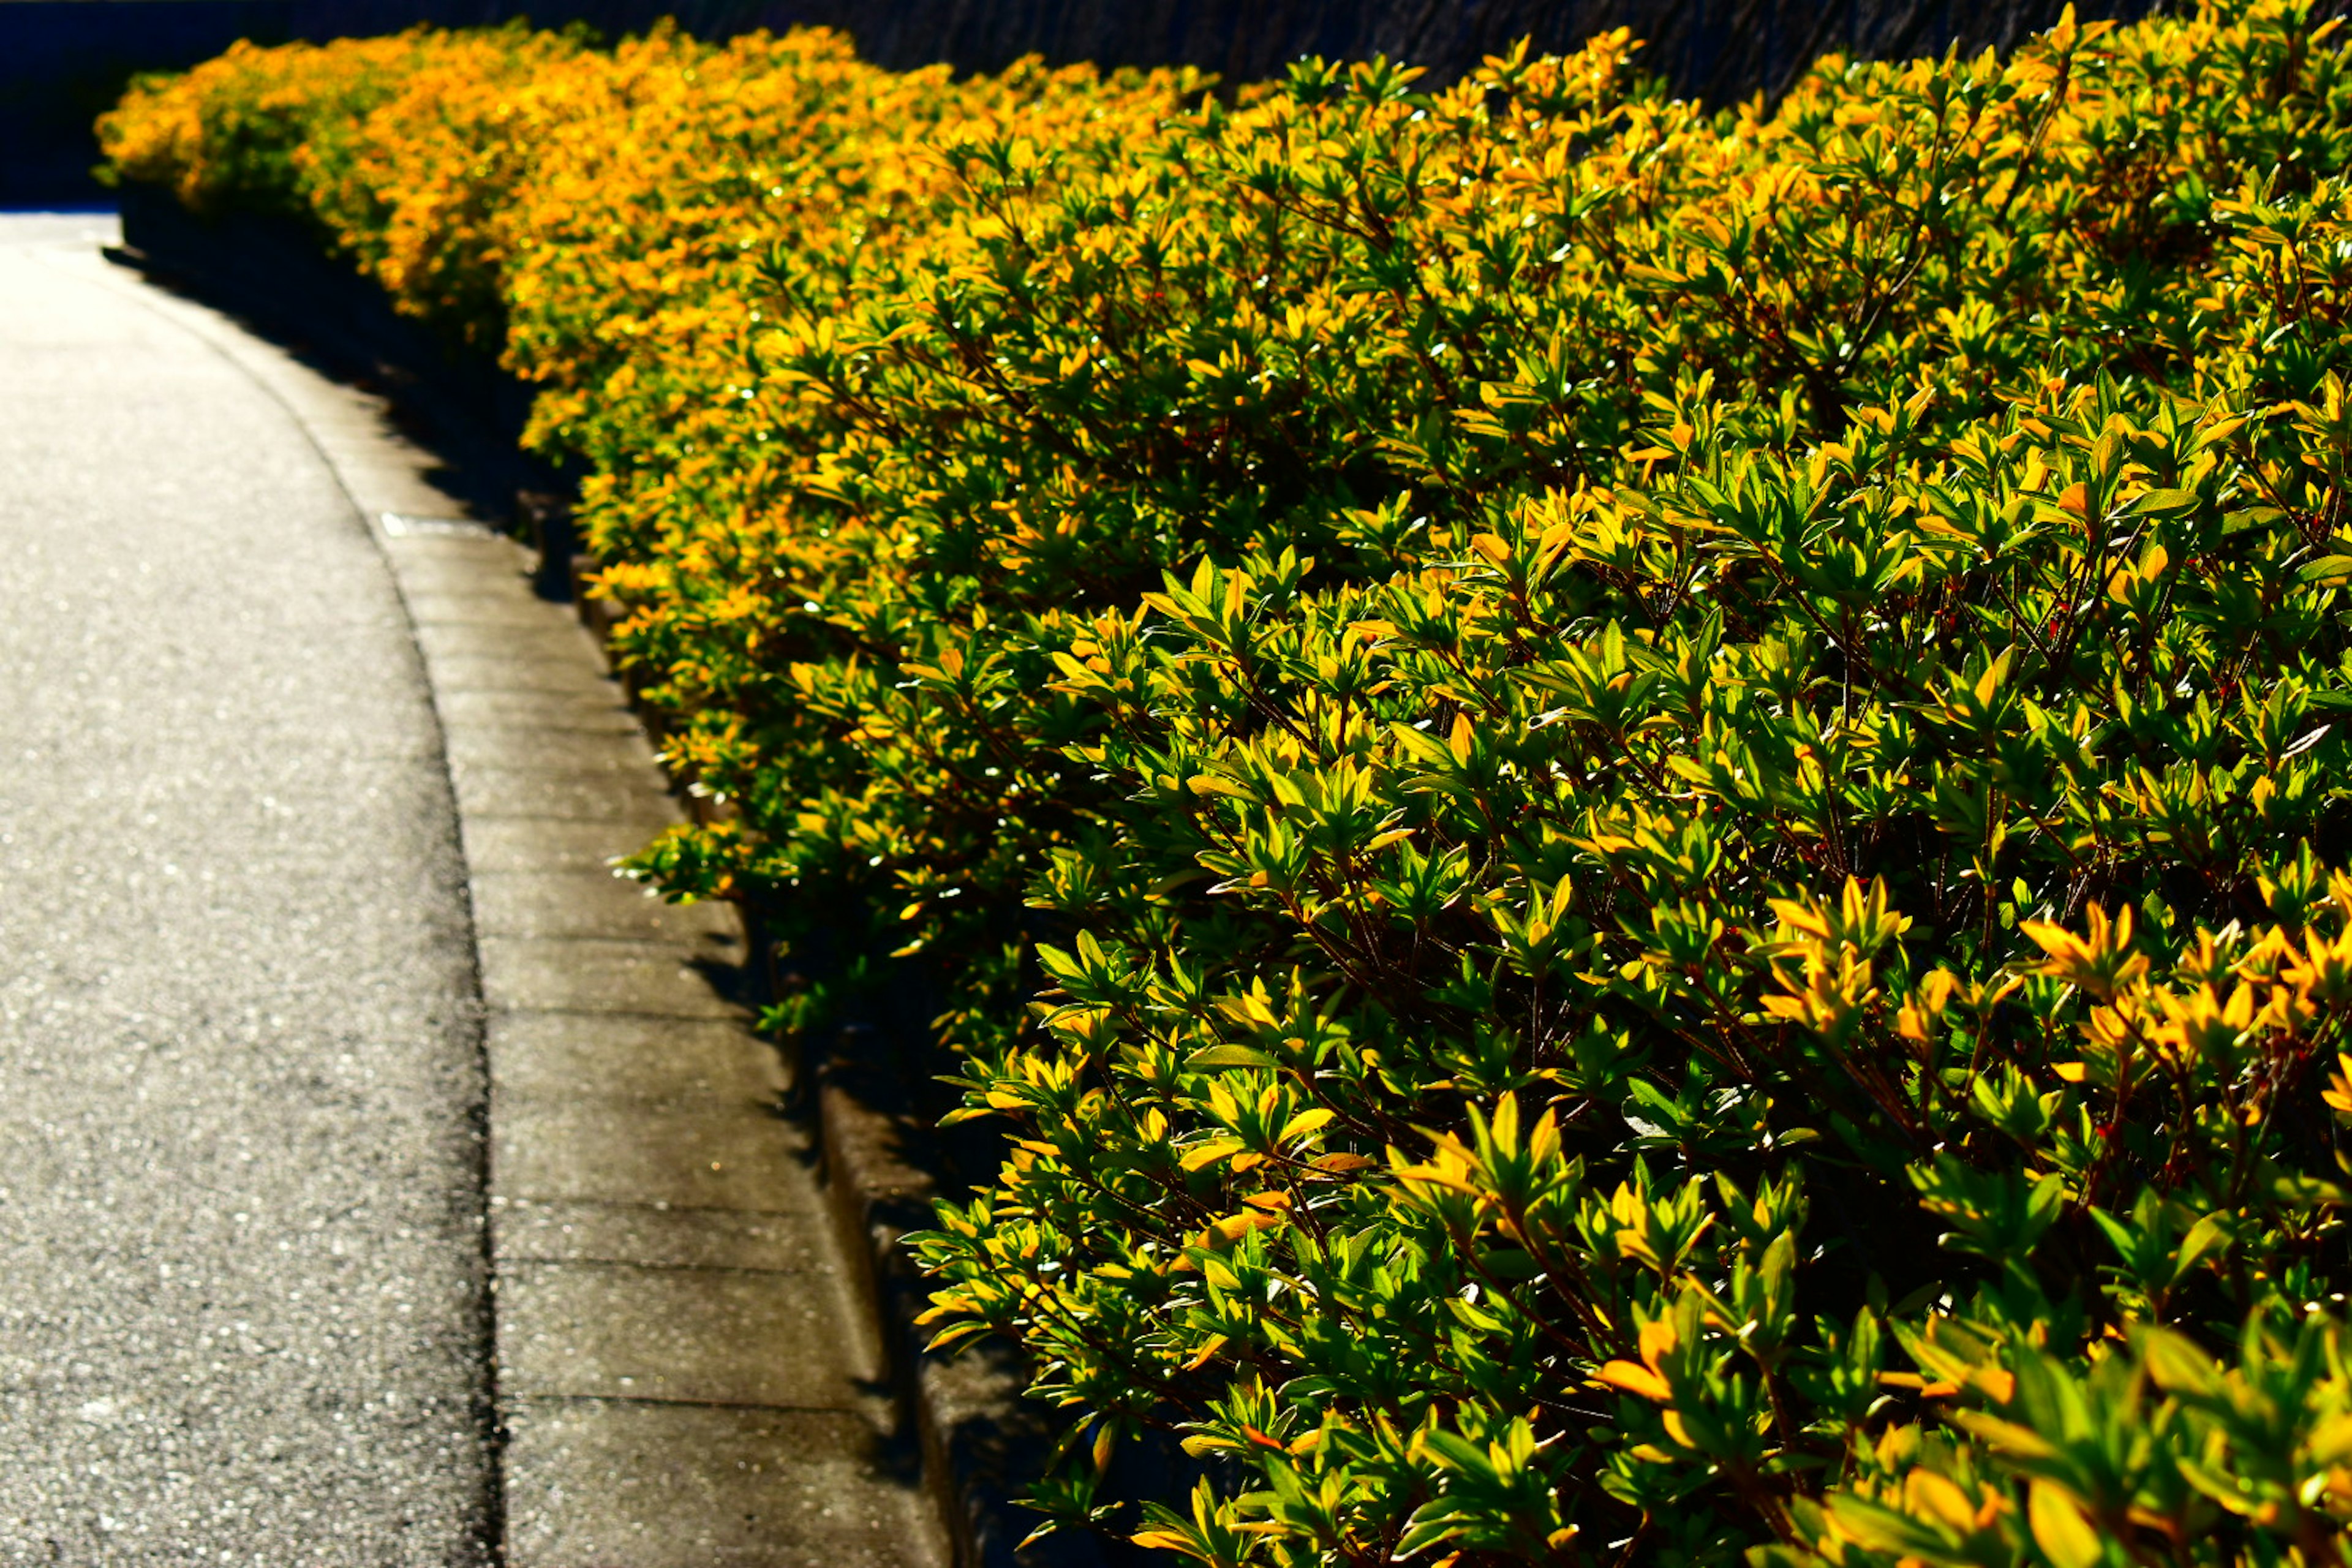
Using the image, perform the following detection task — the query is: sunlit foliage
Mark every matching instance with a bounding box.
[104,7,2352,1561]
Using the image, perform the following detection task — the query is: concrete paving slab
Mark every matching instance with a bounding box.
[470,869,737,941]
[494,1197,832,1272]
[498,1260,885,1406]
[416,619,612,668]
[502,1403,935,1568]
[492,1091,815,1211]
[424,651,627,697]
[453,766,682,823]
[437,688,646,734]
[443,723,661,775]
[485,1011,786,1102]
[464,816,665,873]
[390,555,538,598]
[385,532,533,573]
[404,590,579,630]
[478,937,750,1018]
[350,458,475,510]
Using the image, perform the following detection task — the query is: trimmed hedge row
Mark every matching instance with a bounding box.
[104,7,2352,1563]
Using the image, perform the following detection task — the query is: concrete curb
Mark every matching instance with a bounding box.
[89,230,945,1568]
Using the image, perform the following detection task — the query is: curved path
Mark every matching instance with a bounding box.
[0,212,941,1567]
[0,211,495,1559]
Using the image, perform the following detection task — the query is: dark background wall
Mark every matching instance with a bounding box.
[0,0,2165,207]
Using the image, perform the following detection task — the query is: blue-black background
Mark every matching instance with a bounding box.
[2,0,2169,209]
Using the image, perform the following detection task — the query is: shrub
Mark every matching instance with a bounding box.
[103,7,2352,1562]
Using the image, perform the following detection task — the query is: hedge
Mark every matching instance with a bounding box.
[102,7,2352,1562]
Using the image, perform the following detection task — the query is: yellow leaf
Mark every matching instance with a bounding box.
[1199,1208,1286,1246]
[2307,1414,2352,1466]
[1970,1368,2016,1404]
[1596,1359,1671,1401]
[1950,1409,2061,1460]
[2028,1480,2101,1568]
[1179,1139,1245,1172]
[1905,1470,1977,1530]
[1279,1107,1335,1143]
[1130,1531,1200,1555]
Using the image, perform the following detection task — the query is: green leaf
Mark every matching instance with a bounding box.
[2168,1212,2233,1284]
[2133,486,2202,516]
[1185,1044,1278,1069]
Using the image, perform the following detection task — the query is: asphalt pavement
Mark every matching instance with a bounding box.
[0,213,496,1562]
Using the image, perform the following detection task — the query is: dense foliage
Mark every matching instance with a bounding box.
[104,7,2352,1562]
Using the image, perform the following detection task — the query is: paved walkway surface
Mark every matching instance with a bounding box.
[0,213,494,1561]
[0,213,940,1566]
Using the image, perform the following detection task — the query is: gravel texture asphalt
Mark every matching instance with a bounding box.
[0,214,496,1562]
